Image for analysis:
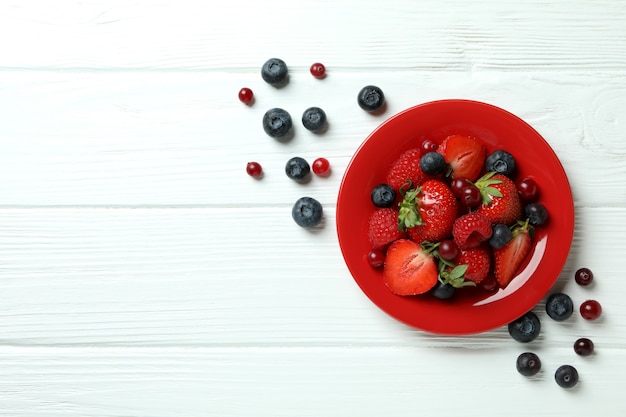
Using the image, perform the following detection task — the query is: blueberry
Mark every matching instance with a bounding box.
[485,150,516,177]
[489,224,512,249]
[508,311,540,343]
[357,85,385,112]
[302,107,327,132]
[525,202,548,226]
[431,281,455,300]
[370,184,396,208]
[261,58,288,86]
[285,157,310,181]
[555,365,579,389]
[292,197,323,228]
[263,108,293,138]
[516,352,542,377]
[545,292,573,321]
[420,152,446,176]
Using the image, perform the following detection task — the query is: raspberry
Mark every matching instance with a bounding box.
[386,148,430,191]
[452,212,493,249]
[368,208,405,250]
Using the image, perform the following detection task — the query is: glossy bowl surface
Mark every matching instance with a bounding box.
[336,100,574,335]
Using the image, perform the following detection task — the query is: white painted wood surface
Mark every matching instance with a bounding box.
[1,0,625,415]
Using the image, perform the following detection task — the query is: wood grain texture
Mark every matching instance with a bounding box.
[1,0,626,415]
[0,71,625,207]
[1,0,626,71]
[0,207,621,349]
[0,346,622,416]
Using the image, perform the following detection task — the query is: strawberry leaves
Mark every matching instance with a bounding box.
[439,263,474,288]
[397,180,422,231]
[474,171,503,205]
[422,241,476,288]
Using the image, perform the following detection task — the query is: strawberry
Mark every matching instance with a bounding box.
[437,134,486,181]
[368,208,406,250]
[475,172,523,225]
[398,180,459,244]
[452,211,493,249]
[494,220,533,288]
[454,245,491,284]
[383,239,438,295]
[386,148,431,191]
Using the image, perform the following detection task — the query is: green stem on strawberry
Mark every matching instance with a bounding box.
[438,261,474,288]
[397,180,423,232]
[513,218,534,238]
[421,240,476,288]
[473,171,503,206]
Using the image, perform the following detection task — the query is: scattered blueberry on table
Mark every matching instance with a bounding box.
[261,58,289,86]
[555,365,579,389]
[357,85,385,112]
[545,292,574,321]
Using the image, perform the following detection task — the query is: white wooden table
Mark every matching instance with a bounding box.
[1,1,625,415]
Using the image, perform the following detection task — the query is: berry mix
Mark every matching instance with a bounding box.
[367,133,544,298]
[241,57,602,389]
[242,58,386,229]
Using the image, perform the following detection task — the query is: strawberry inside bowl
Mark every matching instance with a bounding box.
[336,99,574,335]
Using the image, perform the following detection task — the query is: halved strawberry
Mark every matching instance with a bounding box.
[383,239,438,295]
[386,148,431,192]
[398,180,459,244]
[368,208,406,250]
[475,172,523,225]
[452,211,493,249]
[454,245,491,284]
[437,134,486,181]
[494,220,533,287]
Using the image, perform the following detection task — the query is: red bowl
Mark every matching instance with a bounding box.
[336,100,574,335]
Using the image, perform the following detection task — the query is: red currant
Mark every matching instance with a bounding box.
[451,177,470,198]
[421,139,438,154]
[580,299,602,320]
[246,161,263,178]
[575,267,594,286]
[479,273,499,292]
[238,87,254,105]
[517,177,538,201]
[574,337,594,356]
[460,185,481,207]
[367,249,385,268]
[312,157,330,176]
[310,62,326,78]
[438,239,459,261]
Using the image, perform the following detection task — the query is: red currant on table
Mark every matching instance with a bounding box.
[246,161,263,178]
[575,267,594,286]
[312,157,330,176]
[574,337,594,356]
[238,87,254,105]
[310,62,326,78]
[517,177,538,201]
[580,299,602,320]
[367,249,385,268]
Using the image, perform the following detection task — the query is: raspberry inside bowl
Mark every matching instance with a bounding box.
[336,99,574,335]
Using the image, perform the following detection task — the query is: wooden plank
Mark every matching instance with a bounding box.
[0,71,625,206]
[0,206,620,347]
[0,1,625,71]
[0,345,623,416]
